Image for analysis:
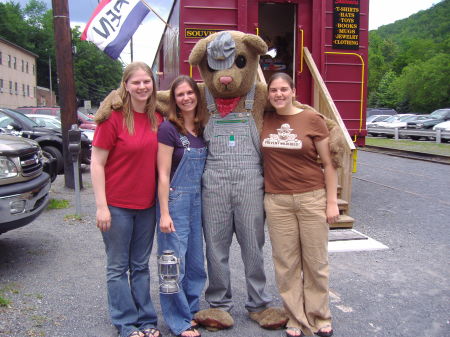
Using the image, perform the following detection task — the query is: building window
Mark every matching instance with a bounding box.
[8,55,11,67]
[0,51,2,65]
[9,80,13,94]
[22,83,25,96]
[27,85,30,97]
[21,60,24,72]
[26,62,29,73]
[13,57,16,69]
[32,64,35,75]
[15,82,18,95]
[0,79,3,93]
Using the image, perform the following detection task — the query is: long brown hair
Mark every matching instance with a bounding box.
[119,62,158,134]
[167,75,204,136]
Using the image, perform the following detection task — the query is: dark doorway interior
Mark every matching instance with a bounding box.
[258,3,296,83]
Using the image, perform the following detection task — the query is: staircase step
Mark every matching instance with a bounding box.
[337,198,348,212]
[330,214,354,229]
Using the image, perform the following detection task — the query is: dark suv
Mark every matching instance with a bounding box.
[0,134,52,234]
[0,108,91,173]
[406,108,450,129]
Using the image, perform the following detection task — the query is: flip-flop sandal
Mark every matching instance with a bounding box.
[286,327,304,337]
[177,327,201,337]
[128,331,143,337]
[315,325,333,337]
[141,328,162,337]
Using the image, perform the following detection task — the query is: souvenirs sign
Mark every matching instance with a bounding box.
[332,0,360,50]
[185,28,222,39]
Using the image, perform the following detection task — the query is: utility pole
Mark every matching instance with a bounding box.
[48,53,53,105]
[51,0,82,189]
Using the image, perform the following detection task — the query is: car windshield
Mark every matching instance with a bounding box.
[2,108,40,126]
[383,116,398,123]
[398,115,415,121]
[430,109,450,118]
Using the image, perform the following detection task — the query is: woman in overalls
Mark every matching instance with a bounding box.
[156,76,207,337]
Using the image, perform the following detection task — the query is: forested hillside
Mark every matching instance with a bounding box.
[368,0,449,113]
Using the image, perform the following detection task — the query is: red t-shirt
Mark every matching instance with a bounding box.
[93,110,162,209]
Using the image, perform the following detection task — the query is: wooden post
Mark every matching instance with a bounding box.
[51,0,81,189]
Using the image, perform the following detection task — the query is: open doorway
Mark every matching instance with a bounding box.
[258,2,296,83]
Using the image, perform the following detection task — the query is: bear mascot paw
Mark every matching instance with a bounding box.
[249,307,288,330]
[194,308,234,331]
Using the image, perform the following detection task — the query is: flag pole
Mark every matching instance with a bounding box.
[139,0,171,28]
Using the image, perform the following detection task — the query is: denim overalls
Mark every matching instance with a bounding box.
[156,135,207,336]
[201,86,272,312]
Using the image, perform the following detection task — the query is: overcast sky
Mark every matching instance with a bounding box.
[1,0,443,64]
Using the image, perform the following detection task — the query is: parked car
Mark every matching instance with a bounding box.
[433,120,450,131]
[26,114,95,142]
[366,114,391,126]
[366,108,397,117]
[0,108,91,173]
[16,106,96,130]
[384,114,435,129]
[367,114,416,137]
[406,108,450,130]
[26,114,62,129]
[0,134,54,234]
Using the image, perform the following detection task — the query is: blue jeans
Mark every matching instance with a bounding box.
[102,205,158,337]
[157,146,207,335]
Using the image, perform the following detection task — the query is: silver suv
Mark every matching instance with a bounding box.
[0,134,51,234]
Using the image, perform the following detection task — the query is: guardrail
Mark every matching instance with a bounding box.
[367,127,450,143]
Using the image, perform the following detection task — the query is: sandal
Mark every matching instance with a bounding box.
[190,319,199,329]
[315,325,333,337]
[177,327,201,337]
[128,332,144,337]
[286,327,304,337]
[141,327,162,337]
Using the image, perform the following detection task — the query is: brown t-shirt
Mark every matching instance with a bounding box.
[261,109,329,194]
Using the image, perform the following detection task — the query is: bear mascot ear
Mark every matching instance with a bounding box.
[188,37,208,66]
[242,33,268,55]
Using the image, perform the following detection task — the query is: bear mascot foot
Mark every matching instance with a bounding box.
[249,307,288,330]
[194,308,234,331]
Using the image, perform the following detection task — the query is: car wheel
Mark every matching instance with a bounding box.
[42,145,64,174]
[410,136,421,140]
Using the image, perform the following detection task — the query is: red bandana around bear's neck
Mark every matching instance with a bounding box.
[215,97,241,117]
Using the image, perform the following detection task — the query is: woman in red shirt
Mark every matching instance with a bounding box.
[91,62,162,337]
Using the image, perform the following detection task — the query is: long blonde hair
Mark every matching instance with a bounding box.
[119,62,158,134]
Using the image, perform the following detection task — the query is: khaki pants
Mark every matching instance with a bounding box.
[264,189,331,335]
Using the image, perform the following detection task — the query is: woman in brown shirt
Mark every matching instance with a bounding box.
[261,72,338,337]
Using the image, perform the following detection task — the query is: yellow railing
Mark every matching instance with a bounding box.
[324,51,365,140]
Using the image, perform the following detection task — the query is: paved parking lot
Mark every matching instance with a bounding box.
[0,151,449,337]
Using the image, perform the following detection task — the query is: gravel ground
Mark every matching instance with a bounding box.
[1,152,449,337]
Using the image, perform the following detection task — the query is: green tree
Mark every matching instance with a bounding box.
[393,53,450,113]
[373,71,398,108]
[72,27,123,106]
